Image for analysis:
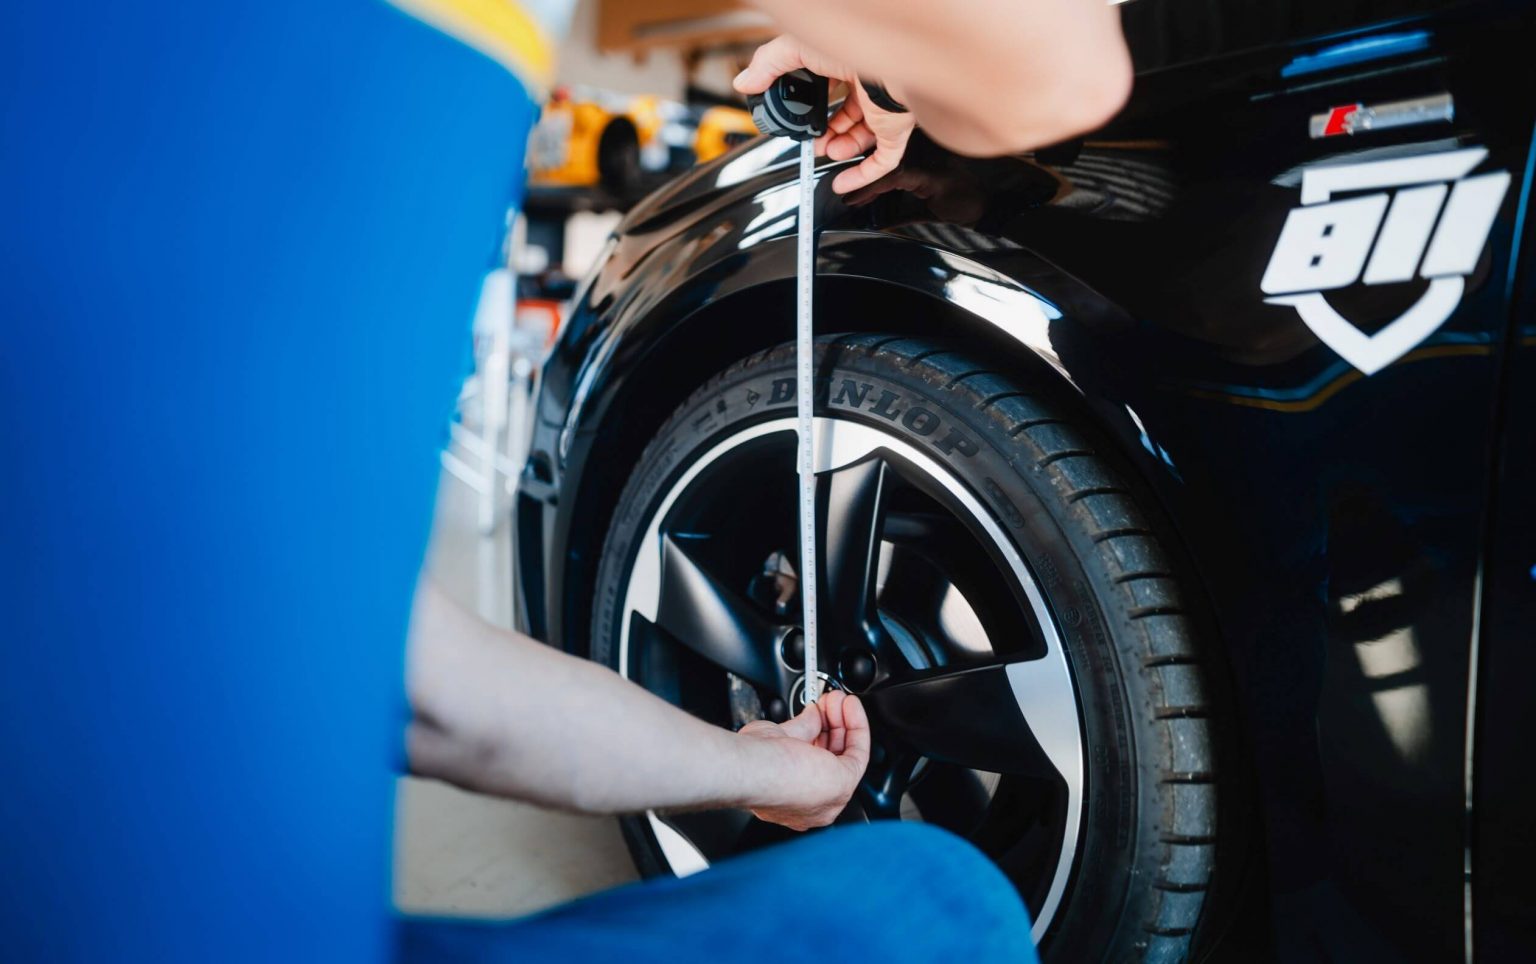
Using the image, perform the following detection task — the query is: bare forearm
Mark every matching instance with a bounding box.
[751,0,1132,154]
[406,580,777,815]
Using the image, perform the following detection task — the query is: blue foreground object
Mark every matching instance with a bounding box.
[2,1,541,959]
[401,822,1039,963]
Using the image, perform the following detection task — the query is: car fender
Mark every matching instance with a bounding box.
[530,222,1194,650]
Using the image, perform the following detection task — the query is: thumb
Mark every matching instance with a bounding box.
[732,35,807,95]
[778,700,824,743]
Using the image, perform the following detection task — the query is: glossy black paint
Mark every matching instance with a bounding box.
[1471,143,1536,958]
[518,2,1536,958]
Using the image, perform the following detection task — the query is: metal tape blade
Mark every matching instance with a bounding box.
[795,140,819,706]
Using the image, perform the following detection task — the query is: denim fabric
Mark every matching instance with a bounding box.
[399,821,1039,963]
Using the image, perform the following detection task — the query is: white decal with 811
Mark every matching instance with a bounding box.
[1262,147,1510,375]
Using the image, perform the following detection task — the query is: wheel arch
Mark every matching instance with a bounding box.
[548,235,1198,661]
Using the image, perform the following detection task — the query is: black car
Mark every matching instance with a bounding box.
[514,1,1536,959]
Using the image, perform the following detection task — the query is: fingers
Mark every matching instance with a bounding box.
[831,111,914,194]
[814,100,857,156]
[824,81,918,194]
[828,97,862,135]
[838,693,872,777]
[824,123,876,162]
[737,41,899,192]
[831,148,901,195]
[735,35,855,98]
[732,35,808,95]
[778,700,824,743]
[819,690,847,755]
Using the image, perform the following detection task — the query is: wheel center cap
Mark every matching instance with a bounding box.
[789,671,841,712]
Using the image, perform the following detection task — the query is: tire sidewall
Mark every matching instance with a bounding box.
[591,342,1170,959]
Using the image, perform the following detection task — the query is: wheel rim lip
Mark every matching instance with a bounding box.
[619,416,1085,942]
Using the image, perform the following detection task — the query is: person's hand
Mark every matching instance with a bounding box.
[732,35,918,195]
[735,689,871,830]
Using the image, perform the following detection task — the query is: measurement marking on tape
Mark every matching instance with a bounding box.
[795,140,819,706]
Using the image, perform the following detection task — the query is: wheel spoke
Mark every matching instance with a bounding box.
[658,808,753,860]
[834,796,873,826]
[652,534,791,691]
[733,815,803,854]
[880,509,957,546]
[864,661,1062,780]
[881,508,1040,661]
[907,763,993,837]
[857,745,918,820]
[876,543,955,629]
[814,456,887,654]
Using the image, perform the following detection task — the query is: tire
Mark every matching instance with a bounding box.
[590,335,1227,962]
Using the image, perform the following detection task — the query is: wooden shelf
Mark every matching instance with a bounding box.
[598,0,774,54]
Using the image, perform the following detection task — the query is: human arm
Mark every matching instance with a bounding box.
[733,1,1132,188]
[405,578,870,830]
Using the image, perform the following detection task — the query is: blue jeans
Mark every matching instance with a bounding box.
[398,822,1039,962]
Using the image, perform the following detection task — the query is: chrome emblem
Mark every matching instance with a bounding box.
[1310,93,1454,138]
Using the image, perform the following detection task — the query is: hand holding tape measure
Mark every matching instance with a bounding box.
[735,45,917,196]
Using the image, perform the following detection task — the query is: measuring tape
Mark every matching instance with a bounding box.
[748,70,829,707]
[794,138,818,706]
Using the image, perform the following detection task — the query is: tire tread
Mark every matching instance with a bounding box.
[847,336,1221,958]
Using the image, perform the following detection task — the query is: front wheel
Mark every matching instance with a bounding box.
[591,336,1230,961]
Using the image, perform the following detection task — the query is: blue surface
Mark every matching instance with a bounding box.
[1281,30,1432,77]
[1,2,535,959]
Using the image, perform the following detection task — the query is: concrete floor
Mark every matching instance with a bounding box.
[393,468,638,918]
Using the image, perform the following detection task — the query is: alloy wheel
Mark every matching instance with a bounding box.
[619,418,1085,940]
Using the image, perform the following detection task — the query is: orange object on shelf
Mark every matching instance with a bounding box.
[694,105,758,163]
[515,298,564,348]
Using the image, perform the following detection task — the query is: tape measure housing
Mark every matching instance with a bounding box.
[748,70,829,141]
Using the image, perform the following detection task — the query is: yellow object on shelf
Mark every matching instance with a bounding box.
[527,87,761,195]
[528,95,614,188]
[694,105,759,163]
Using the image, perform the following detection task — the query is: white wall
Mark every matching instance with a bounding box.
[555,0,748,100]
[556,0,687,97]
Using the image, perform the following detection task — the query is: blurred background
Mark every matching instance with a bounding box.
[395,0,774,918]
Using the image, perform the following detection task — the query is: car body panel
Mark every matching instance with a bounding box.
[1471,137,1536,958]
[518,2,1536,957]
